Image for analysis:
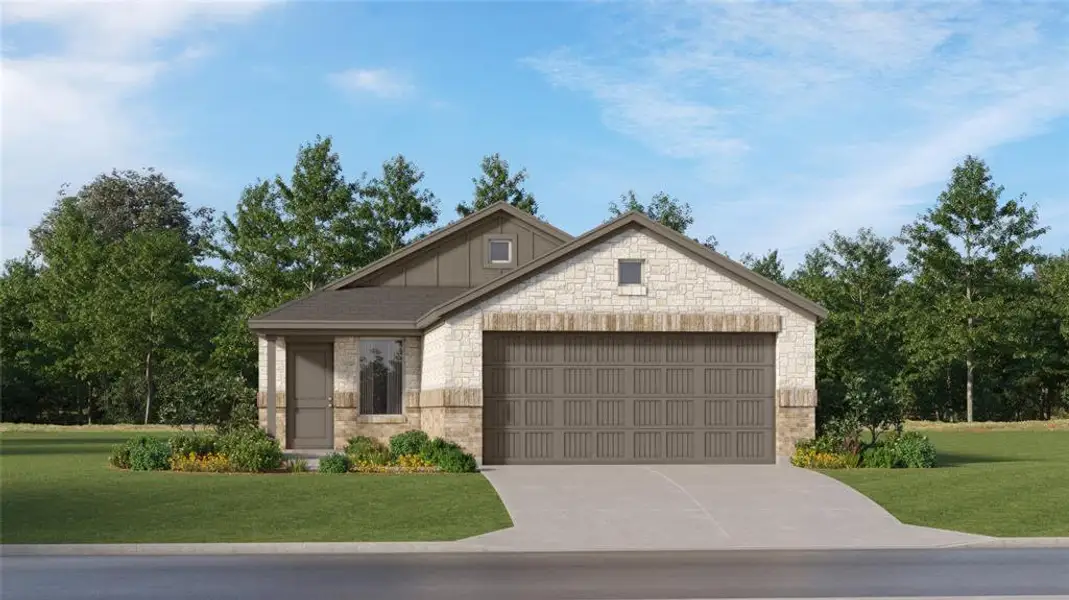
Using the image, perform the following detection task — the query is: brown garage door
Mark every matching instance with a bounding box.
[482,332,775,464]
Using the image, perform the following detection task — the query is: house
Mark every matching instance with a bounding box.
[249,202,828,464]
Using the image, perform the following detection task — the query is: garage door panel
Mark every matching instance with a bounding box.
[483,332,775,464]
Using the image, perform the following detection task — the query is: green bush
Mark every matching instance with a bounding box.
[862,443,898,468]
[218,427,283,472]
[127,435,171,471]
[169,432,218,458]
[892,431,937,468]
[318,453,350,474]
[421,437,478,473]
[389,430,430,457]
[345,436,392,465]
[860,431,937,468]
[108,443,132,469]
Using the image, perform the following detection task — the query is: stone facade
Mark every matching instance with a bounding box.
[418,228,819,460]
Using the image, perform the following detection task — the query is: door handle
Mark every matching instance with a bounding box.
[327,397,333,408]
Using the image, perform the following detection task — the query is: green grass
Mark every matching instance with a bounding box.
[0,430,512,544]
[825,428,1069,537]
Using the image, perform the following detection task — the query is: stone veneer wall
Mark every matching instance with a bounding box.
[256,336,287,445]
[420,228,819,460]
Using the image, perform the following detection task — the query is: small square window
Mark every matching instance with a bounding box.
[488,239,512,263]
[619,260,642,285]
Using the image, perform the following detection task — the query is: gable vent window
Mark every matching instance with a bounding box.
[618,259,643,285]
[483,234,518,268]
[489,240,512,263]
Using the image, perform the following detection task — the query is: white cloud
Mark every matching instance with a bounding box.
[528,2,1069,264]
[0,0,274,261]
[328,68,414,100]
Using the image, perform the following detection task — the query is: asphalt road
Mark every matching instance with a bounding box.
[2,548,1068,600]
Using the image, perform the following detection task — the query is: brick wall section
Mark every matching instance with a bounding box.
[420,228,819,460]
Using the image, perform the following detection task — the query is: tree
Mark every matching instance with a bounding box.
[218,135,368,296]
[91,230,205,423]
[788,228,906,431]
[609,190,694,234]
[740,249,787,284]
[30,168,212,256]
[899,155,1048,421]
[457,153,538,216]
[215,135,374,385]
[357,154,440,261]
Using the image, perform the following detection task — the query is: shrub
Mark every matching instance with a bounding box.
[108,443,132,469]
[419,437,462,463]
[169,432,218,459]
[345,436,392,465]
[890,431,937,468]
[126,435,172,471]
[287,458,310,473]
[218,427,283,472]
[420,437,478,473]
[318,453,350,474]
[791,447,857,469]
[170,452,232,473]
[862,443,899,468]
[435,449,478,473]
[389,430,430,457]
[352,454,437,474]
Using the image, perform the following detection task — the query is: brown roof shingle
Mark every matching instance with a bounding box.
[249,287,469,329]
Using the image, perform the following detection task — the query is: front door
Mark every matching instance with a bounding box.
[289,343,333,449]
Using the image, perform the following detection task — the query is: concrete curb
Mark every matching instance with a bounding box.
[4,537,1068,556]
[957,537,1069,548]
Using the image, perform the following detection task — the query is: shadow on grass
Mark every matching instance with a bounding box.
[936,451,1023,467]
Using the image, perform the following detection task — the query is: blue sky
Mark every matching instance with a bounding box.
[3,1,1067,269]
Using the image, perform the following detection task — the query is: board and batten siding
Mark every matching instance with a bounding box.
[363,213,565,288]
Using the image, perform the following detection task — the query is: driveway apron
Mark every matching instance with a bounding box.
[461,465,989,551]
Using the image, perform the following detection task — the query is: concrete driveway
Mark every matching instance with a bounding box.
[461,465,990,551]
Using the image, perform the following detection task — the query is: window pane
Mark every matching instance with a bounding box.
[359,340,403,415]
[489,240,511,262]
[619,260,642,284]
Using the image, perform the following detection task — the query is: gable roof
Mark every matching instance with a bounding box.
[416,211,829,327]
[323,202,573,291]
[248,287,469,331]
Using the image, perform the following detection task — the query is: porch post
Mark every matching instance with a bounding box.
[266,335,277,438]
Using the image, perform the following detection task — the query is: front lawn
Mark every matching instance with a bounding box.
[825,423,1069,537]
[0,429,512,544]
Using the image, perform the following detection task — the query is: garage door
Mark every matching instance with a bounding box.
[482,332,776,464]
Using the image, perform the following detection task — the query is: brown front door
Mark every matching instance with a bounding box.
[288,343,334,449]
[482,332,776,464]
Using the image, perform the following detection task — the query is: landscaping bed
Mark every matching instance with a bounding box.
[0,429,511,544]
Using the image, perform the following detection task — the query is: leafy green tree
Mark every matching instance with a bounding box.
[740,249,787,285]
[357,154,440,260]
[788,229,907,431]
[218,135,368,295]
[91,230,206,423]
[31,168,211,256]
[609,190,695,234]
[457,153,538,216]
[215,135,375,384]
[899,155,1048,421]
